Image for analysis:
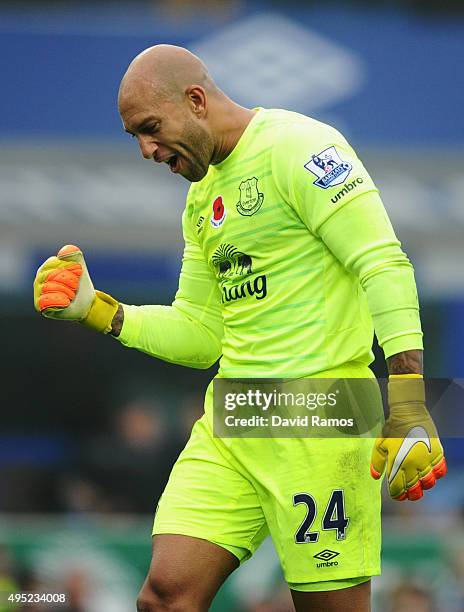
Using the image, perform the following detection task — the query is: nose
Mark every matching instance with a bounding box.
[138,136,158,160]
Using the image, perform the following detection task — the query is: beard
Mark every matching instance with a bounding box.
[178,118,213,182]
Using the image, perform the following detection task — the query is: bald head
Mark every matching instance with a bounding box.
[117,45,254,182]
[119,44,218,106]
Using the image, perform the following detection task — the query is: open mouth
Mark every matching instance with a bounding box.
[167,155,180,173]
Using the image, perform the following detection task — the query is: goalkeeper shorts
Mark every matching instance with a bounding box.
[153,366,382,591]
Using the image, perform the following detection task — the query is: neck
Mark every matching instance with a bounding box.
[210,101,257,165]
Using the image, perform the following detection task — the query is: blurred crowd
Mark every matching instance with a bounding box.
[64,393,202,514]
[0,390,204,516]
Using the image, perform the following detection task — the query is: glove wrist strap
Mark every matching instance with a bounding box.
[81,290,119,334]
[388,375,425,406]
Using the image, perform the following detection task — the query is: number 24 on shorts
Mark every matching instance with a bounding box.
[293,490,349,544]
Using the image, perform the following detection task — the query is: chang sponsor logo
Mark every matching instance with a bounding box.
[212,244,252,278]
[211,244,268,303]
[222,275,267,303]
[331,177,364,204]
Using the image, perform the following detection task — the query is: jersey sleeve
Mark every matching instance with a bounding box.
[272,122,423,359]
[318,191,423,357]
[272,121,378,233]
[116,206,224,369]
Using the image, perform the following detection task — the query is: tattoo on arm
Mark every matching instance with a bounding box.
[110,304,124,337]
[387,349,423,375]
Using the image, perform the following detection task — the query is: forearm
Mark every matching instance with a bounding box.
[387,349,423,375]
[113,302,222,369]
[110,304,124,337]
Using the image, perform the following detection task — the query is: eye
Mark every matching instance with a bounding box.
[141,122,160,135]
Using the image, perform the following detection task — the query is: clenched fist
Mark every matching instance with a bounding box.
[33,244,119,334]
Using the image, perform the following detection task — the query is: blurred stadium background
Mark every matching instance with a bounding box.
[1,0,463,610]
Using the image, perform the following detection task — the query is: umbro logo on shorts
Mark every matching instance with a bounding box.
[314,549,339,561]
[314,549,340,567]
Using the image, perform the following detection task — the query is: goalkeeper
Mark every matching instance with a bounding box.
[34,45,446,612]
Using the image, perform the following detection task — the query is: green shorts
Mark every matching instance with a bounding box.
[154,369,382,592]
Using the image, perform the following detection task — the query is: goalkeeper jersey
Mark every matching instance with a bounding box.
[120,108,423,377]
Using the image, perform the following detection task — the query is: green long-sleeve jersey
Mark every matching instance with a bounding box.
[118,108,423,377]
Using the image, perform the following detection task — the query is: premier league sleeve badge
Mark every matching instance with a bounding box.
[304,146,353,189]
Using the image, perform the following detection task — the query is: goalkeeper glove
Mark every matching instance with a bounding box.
[33,244,119,334]
[370,374,447,501]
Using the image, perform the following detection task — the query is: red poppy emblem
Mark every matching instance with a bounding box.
[210,195,226,228]
[213,196,224,220]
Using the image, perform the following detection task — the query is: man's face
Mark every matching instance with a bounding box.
[119,80,213,182]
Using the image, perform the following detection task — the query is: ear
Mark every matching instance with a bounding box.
[186,85,207,117]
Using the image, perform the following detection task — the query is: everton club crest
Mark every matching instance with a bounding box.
[236,177,264,216]
[304,146,352,189]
